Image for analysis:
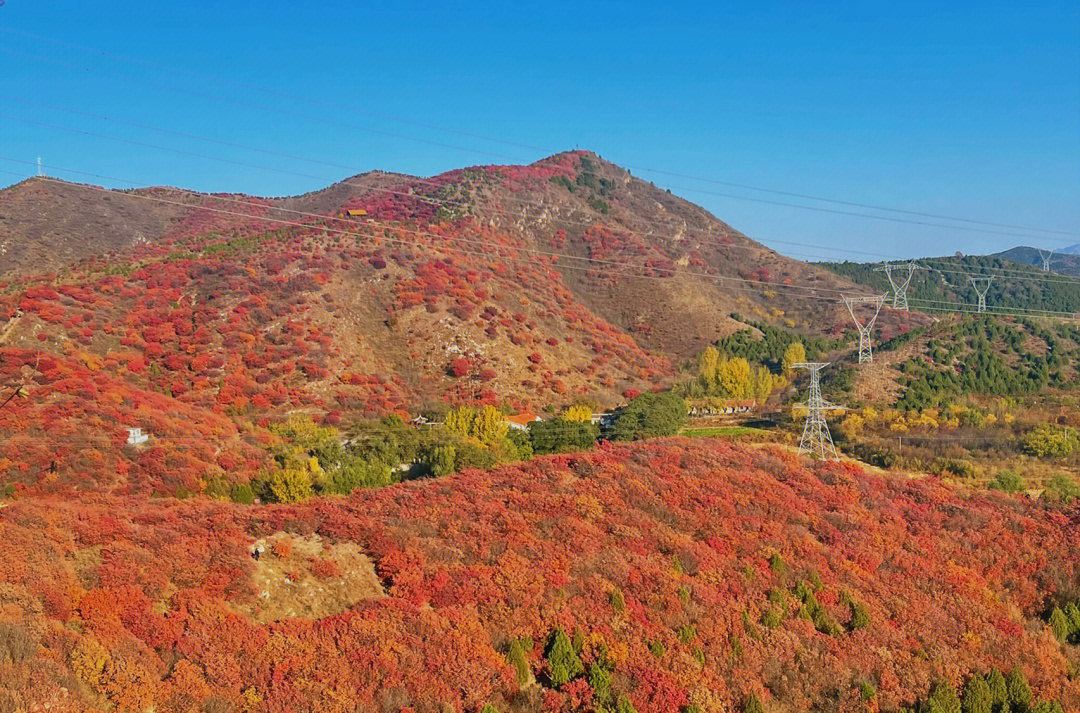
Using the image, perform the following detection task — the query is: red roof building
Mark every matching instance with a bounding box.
[505,411,540,430]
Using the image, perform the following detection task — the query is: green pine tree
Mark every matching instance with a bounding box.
[927,679,962,713]
[616,696,638,713]
[1005,667,1032,712]
[848,599,871,631]
[761,607,782,629]
[1049,606,1071,642]
[506,638,530,686]
[961,674,992,713]
[588,663,613,707]
[743,694,765,713]
[544,628,584,687]
[1031,702,1064,713]
[1065,602,1080,637]
[986,669,1007,709]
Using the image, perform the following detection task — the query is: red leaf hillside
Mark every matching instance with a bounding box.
[0,440,1077,712]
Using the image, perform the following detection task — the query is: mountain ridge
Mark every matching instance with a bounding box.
[0,150,902,496]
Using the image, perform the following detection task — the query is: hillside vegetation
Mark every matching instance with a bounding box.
[821,256,1080,315]
[1,439,1077,712]
[0,152,873,497]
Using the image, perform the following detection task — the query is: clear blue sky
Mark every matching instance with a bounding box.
[1,1,1077,260]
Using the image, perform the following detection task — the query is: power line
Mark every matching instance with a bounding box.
[4,25,1076,242]
[1,161,1078,323]
[0,160,863,302]
[0,46,514,162]
[2,114,1078,293]
[2,110,1076,292]
[2,85,1078,282]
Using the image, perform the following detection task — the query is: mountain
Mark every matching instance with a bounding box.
[3,438,1077,712]
[0,153,1077,712]
[1062,243,1080,255]
[995,245,1080,277]
[0,151,901,495]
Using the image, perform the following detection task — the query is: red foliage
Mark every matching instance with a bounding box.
[448,357,470,378]
[0,440,1076,711]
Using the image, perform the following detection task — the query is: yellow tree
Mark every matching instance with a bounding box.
[265,464,315,503]
[699,346,720,392]
[751,366,784,403]
[563,404,593,422]
[716,357,753,398]
[445,406,477,438]
[472,405,509,446]
[782,342,806,375]
[840,412,865,438]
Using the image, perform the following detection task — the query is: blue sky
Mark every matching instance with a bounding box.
[1,1,1077,260]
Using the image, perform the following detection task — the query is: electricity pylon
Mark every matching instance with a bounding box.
[970,277,993,313]
[873,261,920,311]
[792,362,841,461]
[843,294,887,364]
[1037,249,1053,272]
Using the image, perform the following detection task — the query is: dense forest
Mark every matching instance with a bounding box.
[879,316,1080,410]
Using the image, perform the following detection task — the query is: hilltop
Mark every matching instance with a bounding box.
[0,153,866,358]
[995,246,1080,278]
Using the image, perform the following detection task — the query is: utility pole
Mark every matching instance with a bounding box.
[37,157,42,177]
[970,277,993,313]
[793,362,842,461]
[873,261,920,311]
[1037,249,1053,272]
[843,294,887,364]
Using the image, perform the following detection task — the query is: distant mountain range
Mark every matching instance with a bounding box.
[994,245,1080,276]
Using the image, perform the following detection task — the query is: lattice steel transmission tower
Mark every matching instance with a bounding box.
[1037,249,1053,272]
[792,362,841,461]
[843,294,887,363]
[970,277,993,313]
[873,261,921,311]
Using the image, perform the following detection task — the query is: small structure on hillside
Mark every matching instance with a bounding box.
[505,411,541,431]
[346,208,368,217]
[590,411,618,427]
[126,427,149,446]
